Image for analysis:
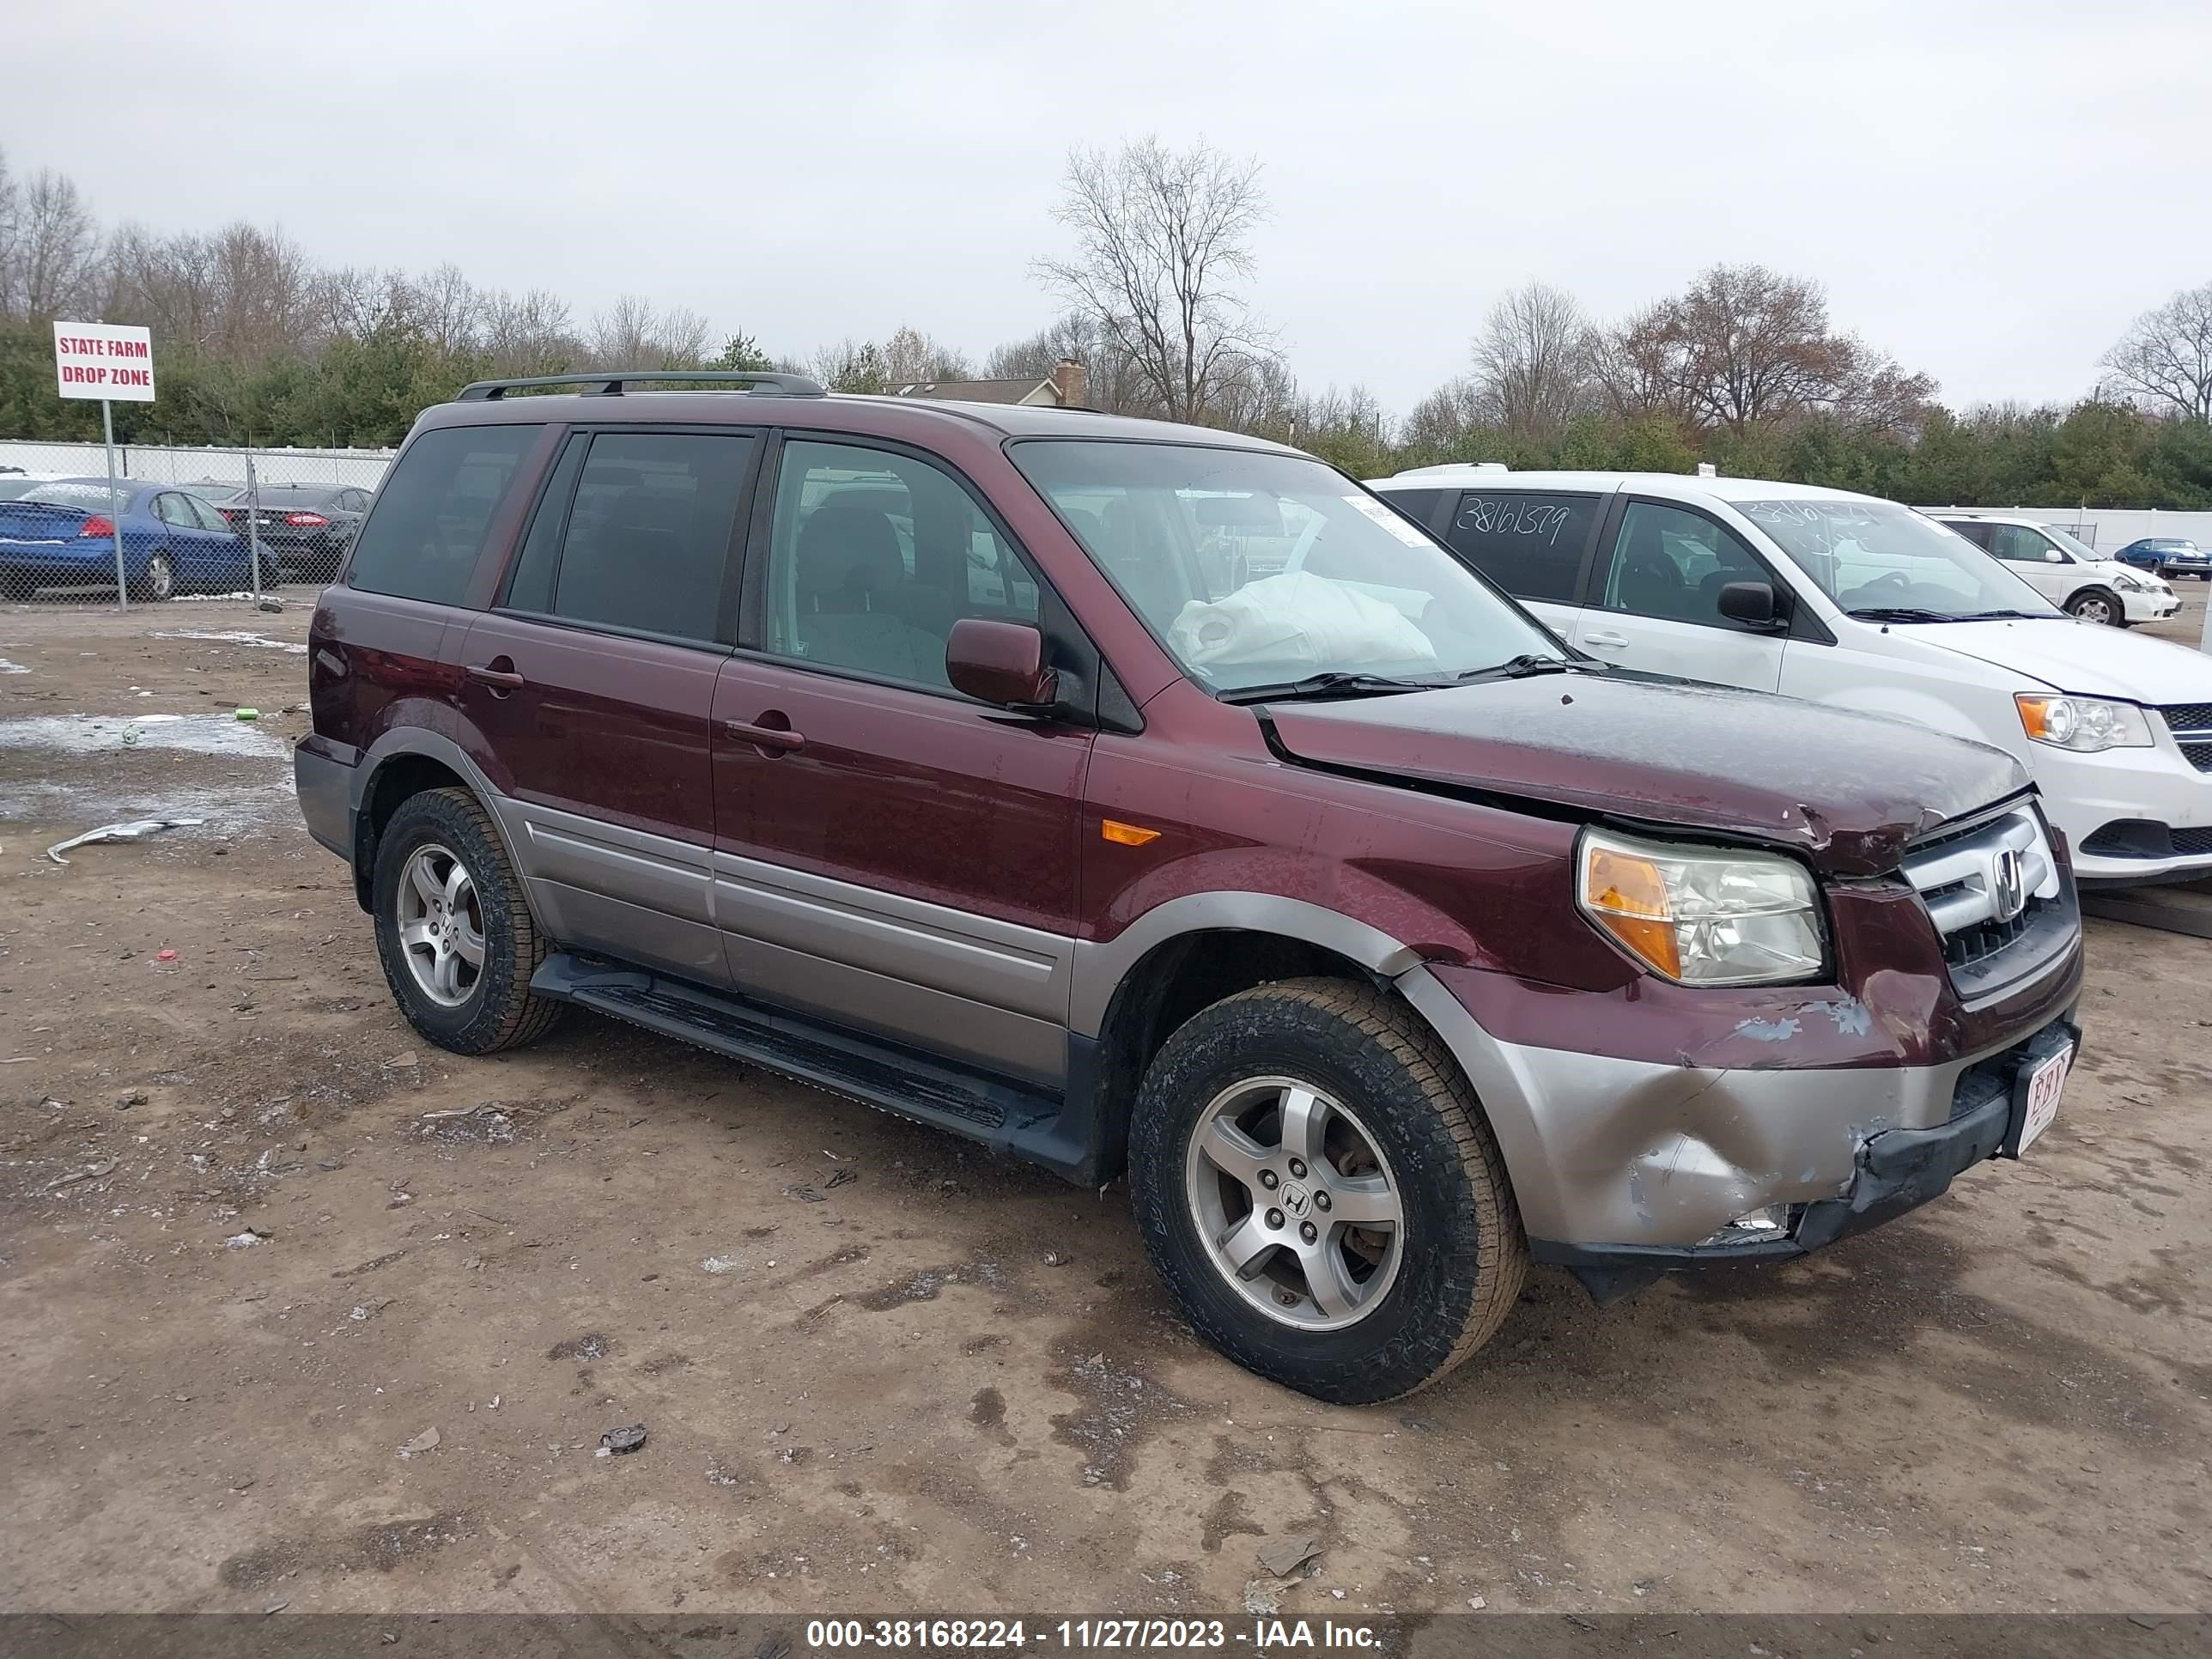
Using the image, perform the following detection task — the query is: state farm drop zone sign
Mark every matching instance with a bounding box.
[53,322,157,402]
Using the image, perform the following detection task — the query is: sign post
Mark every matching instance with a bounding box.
[52,322,157,611]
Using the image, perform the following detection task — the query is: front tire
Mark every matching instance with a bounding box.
[1129,978,1527,1403]
[2067,587,2122,626]
[371,787,562,1054]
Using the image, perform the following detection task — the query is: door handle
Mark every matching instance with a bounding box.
[466,661,526,690]
[1582,630,1630,650]
[724,718,805,753]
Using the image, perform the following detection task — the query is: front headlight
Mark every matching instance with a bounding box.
[1577,829,1826,986]
[2112,571,2148,592]
[2014,694,2154,752]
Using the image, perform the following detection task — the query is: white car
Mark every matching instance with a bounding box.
[1367,466,2212,885]
[1929,513,2177,627]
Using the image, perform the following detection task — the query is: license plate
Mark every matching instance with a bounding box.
[2013,1046,2070,1155]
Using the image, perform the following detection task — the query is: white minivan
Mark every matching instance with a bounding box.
[1368,466,2212,885]
[1928,513,2178,628]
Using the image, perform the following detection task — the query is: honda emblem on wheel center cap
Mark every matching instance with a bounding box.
[1279,1181,1311,1218]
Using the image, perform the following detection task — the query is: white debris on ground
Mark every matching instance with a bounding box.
[151,629,307,655]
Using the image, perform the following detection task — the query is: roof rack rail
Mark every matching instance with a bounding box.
[454,369,828,401]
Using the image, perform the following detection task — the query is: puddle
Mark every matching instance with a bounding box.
[0,714,288,761]
[0,714,295,831]
[152,629,307,656]
[3,779,295,830]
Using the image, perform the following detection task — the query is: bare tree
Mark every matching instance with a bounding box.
[984,312,1097,380]
[881,325,973,383]
[2100,282,2212,422]
[1587,301,1691,423]
[1036,137,1275,423]
[1469,282,1591,437]
[405,262,484,357]
[1829,344,1939,441]
[1662,264,1856,434]
[585,295,712,368]
[482,287,577,375]
[2,164,102,320]
[808,337,891,392]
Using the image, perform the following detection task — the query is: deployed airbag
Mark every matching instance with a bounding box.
[1169,572,1436,672]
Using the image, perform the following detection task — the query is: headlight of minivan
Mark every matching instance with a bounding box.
[2014,694,2153,752]
[2111,571,2148,592]
[1577,829,1825,985]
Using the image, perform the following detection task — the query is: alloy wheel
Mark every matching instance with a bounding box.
[395,842,485,1006]
[1183,1074,1405,1330]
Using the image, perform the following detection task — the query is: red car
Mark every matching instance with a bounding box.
[295,371,2082,1401]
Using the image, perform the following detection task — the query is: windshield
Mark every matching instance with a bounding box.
[2044,526,2103,561]
[1009,440,1563,694]
[1739,499,2062,622]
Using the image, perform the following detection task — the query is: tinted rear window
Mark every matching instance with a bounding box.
[529,431,753,641]
[1445,490,1603,602]
[349,424,541,606]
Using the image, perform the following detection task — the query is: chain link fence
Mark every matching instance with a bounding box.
[0,439,391,610]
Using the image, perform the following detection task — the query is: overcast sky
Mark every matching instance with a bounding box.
[13,0,2209,417]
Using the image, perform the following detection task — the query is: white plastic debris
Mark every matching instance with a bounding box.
[702,1255,739,1274]
[46,817,204,865]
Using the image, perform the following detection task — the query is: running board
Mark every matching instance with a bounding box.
[529,952,1099,1182]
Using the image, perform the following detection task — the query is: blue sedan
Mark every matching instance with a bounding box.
[2115,538,2212,580]
[0,477,273,601]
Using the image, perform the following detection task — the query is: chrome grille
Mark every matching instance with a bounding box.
[1900,806,2073,1000]
[2158,704,2212,773]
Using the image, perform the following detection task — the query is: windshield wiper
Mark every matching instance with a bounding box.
[1218,672,1437,705]
[1951,609,2049,621]
[1454,653,1599,683]
[1844,605,1963,624]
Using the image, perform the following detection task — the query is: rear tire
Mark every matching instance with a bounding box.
[371,787,562,1054]
[129,551,174,604]
[1129,978,1527,1403]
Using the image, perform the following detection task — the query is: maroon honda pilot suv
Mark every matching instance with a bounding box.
[295,370,2084,1402]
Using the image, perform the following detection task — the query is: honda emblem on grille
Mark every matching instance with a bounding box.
[1990,847,2027,923]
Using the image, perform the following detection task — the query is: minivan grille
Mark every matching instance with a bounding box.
[1899,805,2075,1001]
[2158,704,2212,772]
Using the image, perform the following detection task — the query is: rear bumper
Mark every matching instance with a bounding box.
[294,736,356,861]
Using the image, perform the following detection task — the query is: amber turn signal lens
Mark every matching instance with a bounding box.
[1100,819,1161,847]
[1582,843,1682,979]
[2014,695,2053,743]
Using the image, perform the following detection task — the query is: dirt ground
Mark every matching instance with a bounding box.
[3,594,2209,1621]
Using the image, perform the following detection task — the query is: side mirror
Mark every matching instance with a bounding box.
[946,617,1057,708]
[1717,580,1784,630]
[2044,550,2065,563]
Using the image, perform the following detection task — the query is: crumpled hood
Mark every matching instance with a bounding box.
[1909,617,2212,702]
[1264,673,2028,877]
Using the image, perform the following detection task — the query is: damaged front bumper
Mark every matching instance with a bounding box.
[1530,1017,2080,1300]
[1397,959,2082,1303]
